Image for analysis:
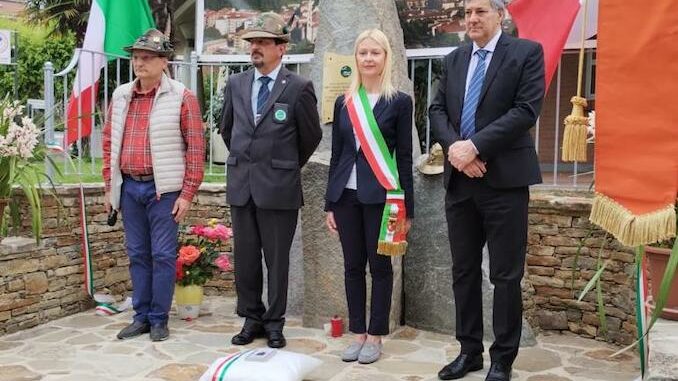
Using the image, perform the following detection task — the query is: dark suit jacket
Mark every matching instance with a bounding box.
[219,67,322,209]
[325,92,414,218]
[429,33,545,194]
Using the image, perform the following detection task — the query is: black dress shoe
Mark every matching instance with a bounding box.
[117,321,150,340]
[266,330,286,348]
[150,322,169,342]
[485,363,511,381]
[438,353,483,380]
[231,326,264,345]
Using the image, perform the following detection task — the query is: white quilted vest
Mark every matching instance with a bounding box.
[109,73,186,209]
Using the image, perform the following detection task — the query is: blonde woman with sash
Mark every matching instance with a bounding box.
[324,29,414,364]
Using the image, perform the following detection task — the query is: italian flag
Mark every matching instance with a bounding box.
[65,0,155,146]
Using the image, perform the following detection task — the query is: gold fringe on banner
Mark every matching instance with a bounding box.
[589,193,677,247]
[377,241,408,256]
[561,96,589,162]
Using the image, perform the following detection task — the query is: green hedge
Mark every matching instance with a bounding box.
[0,18,76,104]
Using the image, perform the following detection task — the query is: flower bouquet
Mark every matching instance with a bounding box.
[0,97,61,243]
[175,219,233,319]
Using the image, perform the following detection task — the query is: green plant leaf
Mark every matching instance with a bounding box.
[578,260,610,302]
[611,239,678,358]
[596,268,608,336]
[571,226,594,294]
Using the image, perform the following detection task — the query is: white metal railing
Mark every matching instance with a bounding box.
[43,50,592,187]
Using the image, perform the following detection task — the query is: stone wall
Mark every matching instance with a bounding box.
[0,184,234,335]
[2,184,638,345]
[527,191,637,345]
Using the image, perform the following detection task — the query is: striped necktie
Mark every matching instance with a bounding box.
[460,49,488,139]
[256,76,272,115]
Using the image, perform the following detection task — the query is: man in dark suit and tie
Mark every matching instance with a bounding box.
[219,12,322,349]
[429,0,545,380]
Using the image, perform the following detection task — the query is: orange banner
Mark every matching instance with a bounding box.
[590,0,678,246]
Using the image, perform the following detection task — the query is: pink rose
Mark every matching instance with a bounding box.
[190,225,206,236]
[213,224,232,241]
[202,227,218,241]
[215,254,233,272]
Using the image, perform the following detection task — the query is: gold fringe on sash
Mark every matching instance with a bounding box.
[589,193,677,247]
[378,241,408,256]
[561,96,589,162]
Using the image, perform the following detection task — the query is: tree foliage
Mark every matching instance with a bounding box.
[0,18,76,105]
[25,0,91,42]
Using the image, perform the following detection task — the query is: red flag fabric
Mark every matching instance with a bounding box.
[507,0,581,88]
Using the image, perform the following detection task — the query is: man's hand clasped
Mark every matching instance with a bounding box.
[448,140,486,178]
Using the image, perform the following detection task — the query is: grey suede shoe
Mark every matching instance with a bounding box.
[358,342,382,364]
[341,342,364,362]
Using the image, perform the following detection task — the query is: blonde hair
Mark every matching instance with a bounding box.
[345,29,397,104]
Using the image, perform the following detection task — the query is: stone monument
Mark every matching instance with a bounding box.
[405,170,537,346]
[301,0,419,330]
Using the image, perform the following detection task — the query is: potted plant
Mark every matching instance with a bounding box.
[176,218,233,320]
[0,97,60,244]
[645,208,678,320]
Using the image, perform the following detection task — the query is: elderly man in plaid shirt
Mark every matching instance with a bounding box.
[102,29,205,342]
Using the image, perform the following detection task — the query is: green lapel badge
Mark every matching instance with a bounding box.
[274,109,287,122]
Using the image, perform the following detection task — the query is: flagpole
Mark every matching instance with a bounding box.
[562,0,590,162]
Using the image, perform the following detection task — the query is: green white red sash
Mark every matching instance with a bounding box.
[49,145,127,314]
[72,171,129,315]
[346,87,408,256]
[210,349,255,381]
[635,249,650,376]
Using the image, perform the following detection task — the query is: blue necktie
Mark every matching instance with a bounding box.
[460,49,488,139]
[256,76,272,115]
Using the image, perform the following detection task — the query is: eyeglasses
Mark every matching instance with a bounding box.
[132,54,163,62]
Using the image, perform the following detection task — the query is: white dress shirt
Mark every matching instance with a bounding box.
[251,63,283,119]
[465,29,502,93]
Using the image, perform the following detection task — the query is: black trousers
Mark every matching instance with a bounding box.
[332,189,393,335]
[445,183,528,366]
[231,199,298,332]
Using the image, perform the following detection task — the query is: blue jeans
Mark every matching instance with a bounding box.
[120,177,179,325]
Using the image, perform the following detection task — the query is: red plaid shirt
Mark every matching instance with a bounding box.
[103,84,205,201]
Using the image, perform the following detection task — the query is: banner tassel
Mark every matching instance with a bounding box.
[561,96,589,162]
[589,193,676,246]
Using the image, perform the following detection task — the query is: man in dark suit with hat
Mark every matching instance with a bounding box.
[219,12,322,349]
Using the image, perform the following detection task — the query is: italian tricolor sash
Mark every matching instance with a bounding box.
[346,87,408,256]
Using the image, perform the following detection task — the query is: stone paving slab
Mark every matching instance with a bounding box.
[0,296,641,381]
[647,318,678,380]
